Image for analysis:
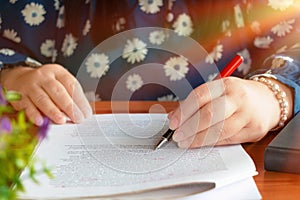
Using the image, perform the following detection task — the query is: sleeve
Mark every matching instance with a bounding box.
[262,49,300,115]
[0,0,59,69]
[0,47,42,69]
[0,48,34,68]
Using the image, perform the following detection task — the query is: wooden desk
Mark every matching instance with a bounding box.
[94,101,300,199]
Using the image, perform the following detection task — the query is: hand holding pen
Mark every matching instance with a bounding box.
[155,54,243,150]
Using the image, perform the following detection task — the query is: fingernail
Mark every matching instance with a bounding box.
[73,110,84,123]
[167,111,174,119]
[85,106,93,118]
[178,139,192,149]
[173,131,184,142]
[55,113,66,124]
[169,116,179,130]
[35,117,44,126]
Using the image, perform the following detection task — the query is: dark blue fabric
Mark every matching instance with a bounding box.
[0,0,299,114]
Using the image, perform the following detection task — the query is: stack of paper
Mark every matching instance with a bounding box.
[18,114,261,199]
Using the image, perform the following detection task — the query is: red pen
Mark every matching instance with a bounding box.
[215,54,244,80]
[154,54,244,150]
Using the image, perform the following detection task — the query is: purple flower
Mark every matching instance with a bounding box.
[0,116,12,134]
[38,117,50,140]
[0,85,7,105]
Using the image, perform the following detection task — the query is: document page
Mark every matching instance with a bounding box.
[19,114,257,199]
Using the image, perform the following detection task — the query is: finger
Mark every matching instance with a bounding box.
[169,79,226,130]
[42,79,85,123]
[11,96,44,126]
[23,99,44,126]
[173,94,238,142]
[72,84,93,117]
[29,86,67,124]
[56,73,93,118]
[183,112,247,148]
[167,111,174,119]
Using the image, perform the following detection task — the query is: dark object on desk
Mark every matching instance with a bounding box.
[264,112,300,174]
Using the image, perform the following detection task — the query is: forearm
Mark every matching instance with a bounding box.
[251,76,294,130]
[0,66,34,88]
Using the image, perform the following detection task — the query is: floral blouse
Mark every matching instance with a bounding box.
[0,0,299,115]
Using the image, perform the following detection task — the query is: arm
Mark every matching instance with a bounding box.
[168,67,296,148]
[168,44,300,148]
[0,1,92,125]
[0,65,92,125]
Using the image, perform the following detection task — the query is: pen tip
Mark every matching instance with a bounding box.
[154,139,167,150]
[154,144,161,151]
[154,145,160,151]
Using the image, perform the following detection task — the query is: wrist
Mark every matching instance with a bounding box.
[272,79,294,119]
[249,74,294,131]
[0,66,34,88]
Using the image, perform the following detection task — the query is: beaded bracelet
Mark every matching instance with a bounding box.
[249,74,289,131]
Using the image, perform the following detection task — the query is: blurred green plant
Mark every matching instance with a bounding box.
[0,86,51,200]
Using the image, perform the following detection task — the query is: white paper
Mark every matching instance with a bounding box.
[184,177,261,200]
[93,177,261,200]
[18,114,258,199]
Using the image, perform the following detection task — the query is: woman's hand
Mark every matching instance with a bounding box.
[0,64,92,125]
[168,77,294,149]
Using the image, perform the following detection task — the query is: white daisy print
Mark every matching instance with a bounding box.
[205,56,214,64]
[221,20,231,37]
[40,39,57,62]
[207,73,218,81]
[9,0,17,4]
[164,56,189,81]
[172,13,193,37]
[205,44,223,64]
[157,94,179,102]
[126,74,144,92]
[0,61,3,66]
[83,20,91,36]
[276,45,288,53]
[84,91,101,102]
[139,0,163,14]
[254,36,274,48]
[271,57,286,69]
[114,17,126,32]
[3,29,21,43]
[56,6,65,28]
[61,34,78,57]
[291,43,300,49]
[168,0,176,10]
[237,49,251,75]
[166,12,174,22]
[122,38,148,64]
[25,57,42,67]
[149,30,166,45]
[0,48,15,56]
[54,0,60,10]
[250,21,261,34]
[268,0,293,11]
[234,4,245,28]
[85,53,110,78]
[21,3,46,26]
[271,19,295,37]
